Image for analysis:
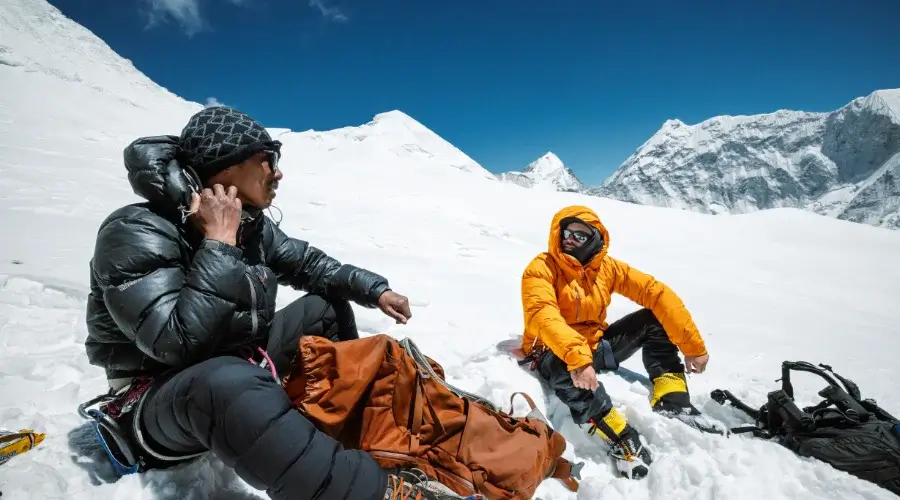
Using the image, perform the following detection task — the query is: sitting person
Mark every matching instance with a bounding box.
[84,105,461,500]
[519,205,711,480]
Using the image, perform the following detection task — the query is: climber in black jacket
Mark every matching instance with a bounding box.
[83,106,452,500]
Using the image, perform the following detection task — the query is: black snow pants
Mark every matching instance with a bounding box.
[535,308,685,425]
[135,293,386,500]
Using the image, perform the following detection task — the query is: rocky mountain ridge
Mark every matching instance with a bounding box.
[497,89,900,231]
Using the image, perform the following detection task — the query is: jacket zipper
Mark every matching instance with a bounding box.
[576,270,590,322]
[245,273,259,337]
[575,289,580,322]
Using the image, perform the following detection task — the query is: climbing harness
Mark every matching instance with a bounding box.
[76,348,276,476]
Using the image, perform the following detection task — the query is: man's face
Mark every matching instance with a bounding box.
[212,150,283,209]
[561,221,592,253]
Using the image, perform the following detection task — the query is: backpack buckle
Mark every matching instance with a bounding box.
[765,390,814,433]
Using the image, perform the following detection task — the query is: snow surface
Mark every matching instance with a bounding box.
[3,1,900,499]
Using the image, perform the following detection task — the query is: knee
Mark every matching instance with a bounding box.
[635,308,661,327]
[536,351,566,379]
[303,293,357,342]
[190,357,280,404]
[320,293,355,319]
[634,309,669,338]
[301,293,352,321]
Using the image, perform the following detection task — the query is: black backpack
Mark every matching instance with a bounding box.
[710,360,900,496]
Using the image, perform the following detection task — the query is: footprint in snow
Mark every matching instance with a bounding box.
[455,243,487,258]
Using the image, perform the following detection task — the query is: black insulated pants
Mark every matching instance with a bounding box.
[135,293,386,500]
[536,308,685,424]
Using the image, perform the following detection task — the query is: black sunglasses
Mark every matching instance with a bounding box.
[264,149,280,172]
[563,228,590,243]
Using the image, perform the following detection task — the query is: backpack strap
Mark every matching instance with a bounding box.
[507,391,555,426]
[408,373,446,452]
[711,360,897,439]
[506,390,583,493]
[410,379,424,451]
[805,363,900,424]
[779,361,870,423]
[400,337,500,412]
[546,456,583,492]
[507,391,538,415]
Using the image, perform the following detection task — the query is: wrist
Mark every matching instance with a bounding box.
[373,283,391,301]
[205,232,237,246]
[200,238,243,259]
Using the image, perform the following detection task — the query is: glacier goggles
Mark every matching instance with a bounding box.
[263,149,280,173]
[562,228,591,244]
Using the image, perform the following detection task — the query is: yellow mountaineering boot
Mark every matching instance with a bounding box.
[650,372,691,409]
[650,372,728,435]
[587,407,652,480]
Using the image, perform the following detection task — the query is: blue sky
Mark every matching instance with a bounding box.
[50,0,899,186]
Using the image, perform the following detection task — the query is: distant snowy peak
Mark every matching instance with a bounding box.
[593,88,900,231]
[497,152,586,192]
[283,110,496,180]
[370,110,494,179]
[863,89,900,121]
[524,152,566,176]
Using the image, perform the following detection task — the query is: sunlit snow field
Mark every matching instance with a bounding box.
[1,1,900,499]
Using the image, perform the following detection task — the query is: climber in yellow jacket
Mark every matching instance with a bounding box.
[520,205,712,480]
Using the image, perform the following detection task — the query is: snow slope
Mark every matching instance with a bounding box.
[294,109,497,180]
[592,89,900,231]
[3,1,900,499]
[497,152,587,193]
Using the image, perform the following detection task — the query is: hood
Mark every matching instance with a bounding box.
[122,135,266,222]
[547,205,611,274]
[123,135,198,219]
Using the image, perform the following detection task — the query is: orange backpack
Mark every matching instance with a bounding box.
[282,334,582,499]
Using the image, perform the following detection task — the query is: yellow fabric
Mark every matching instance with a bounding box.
[0,429,45,464]
[650,372,689,406]
[593,407,628,440]
[521,205,707,372]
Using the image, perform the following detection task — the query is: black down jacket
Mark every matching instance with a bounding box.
[85,135,390,383]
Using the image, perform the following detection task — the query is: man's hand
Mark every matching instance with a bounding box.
[685,353,709,374]
[570,364,599,391]
[377,290,412,324]
[189,184,242,246]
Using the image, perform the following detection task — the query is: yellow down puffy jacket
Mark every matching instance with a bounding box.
[520,205,707,372]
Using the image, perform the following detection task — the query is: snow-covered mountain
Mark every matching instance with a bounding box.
[284,109,497,181]
[0,0,494,215]
[3,2,900,500]
[591,89,900,230]
[497,152,586,192]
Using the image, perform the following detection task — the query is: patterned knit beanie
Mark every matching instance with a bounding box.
[178,106,281,181]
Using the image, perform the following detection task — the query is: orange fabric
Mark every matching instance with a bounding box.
[521,205,707,371]
[283,334,580,499]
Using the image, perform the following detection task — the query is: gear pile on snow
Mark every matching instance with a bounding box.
[711,360,900,496]
[0,429,45,466]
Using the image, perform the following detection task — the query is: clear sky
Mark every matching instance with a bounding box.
[49,0,899,186]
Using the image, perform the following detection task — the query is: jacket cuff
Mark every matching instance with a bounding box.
[678,338,708,358]
[370,282,391,302]
[201,238,244,260]
[565,346,594,372]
